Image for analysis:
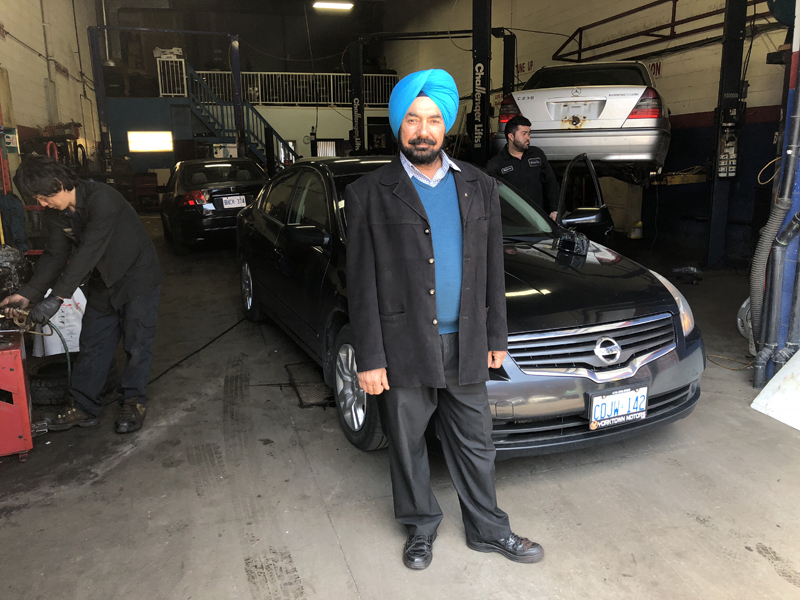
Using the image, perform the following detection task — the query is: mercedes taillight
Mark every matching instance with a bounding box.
[627,88,662,120]
[498,94,521,125]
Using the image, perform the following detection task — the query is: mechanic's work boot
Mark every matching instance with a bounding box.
[48,406,100,431]
[403,533,437,570]
[467,532,544,563]
[115,398,146,434]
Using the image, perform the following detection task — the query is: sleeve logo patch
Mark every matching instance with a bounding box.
[501,166,514,174]
[528,157,542,167]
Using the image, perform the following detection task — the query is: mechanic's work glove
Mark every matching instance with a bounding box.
[28,296,63,325]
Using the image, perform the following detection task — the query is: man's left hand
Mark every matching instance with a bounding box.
[28,296,64,325]
[550,211,558,221]
[488,351,507,369]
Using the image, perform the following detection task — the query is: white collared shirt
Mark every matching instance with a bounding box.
[400,151,461,188]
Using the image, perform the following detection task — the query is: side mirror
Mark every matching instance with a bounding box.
[157,185,168,194]
[283,224,330,247]
[561,207,605,227]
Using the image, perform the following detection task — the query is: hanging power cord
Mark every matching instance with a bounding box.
[707,354,754,370]
[758,156,782,185]
[447,1,472,52]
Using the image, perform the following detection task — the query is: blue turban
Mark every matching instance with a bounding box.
[388,69,459,137]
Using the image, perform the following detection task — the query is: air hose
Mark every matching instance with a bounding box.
[46,321,71,385]
[750,53,800,344]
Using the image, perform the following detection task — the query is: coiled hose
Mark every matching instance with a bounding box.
[750,54,800,344]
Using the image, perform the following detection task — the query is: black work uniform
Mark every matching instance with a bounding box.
[485,144,560,213]
[17,180,162,417]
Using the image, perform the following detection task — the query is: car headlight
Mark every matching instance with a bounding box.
[650,270,695,336]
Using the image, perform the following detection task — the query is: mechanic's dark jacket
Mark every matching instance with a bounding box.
[345,156,507,388]
[485,144,560,213]
[17,180,162,309]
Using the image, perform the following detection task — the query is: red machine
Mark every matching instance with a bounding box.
[0,333,33,461]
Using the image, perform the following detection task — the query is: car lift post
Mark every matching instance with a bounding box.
[706,0,749,266]
[471,0,492,166]
[349,39,366,155]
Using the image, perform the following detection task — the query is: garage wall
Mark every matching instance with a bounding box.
[382,0,786,117]
[0,0,100,158]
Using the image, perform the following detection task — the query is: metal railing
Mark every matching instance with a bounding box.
[157,57,187,97]
[553,0,777,62]
[191,70,396,106]
[186,66,298,168]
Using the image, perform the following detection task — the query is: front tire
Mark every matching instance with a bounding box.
[240,259,264,322]
[333,325,388,451]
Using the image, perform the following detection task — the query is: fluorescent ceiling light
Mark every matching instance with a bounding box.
[127,131,173,152]
[313,2,354,10]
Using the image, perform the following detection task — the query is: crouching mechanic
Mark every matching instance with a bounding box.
[1,155,162,433]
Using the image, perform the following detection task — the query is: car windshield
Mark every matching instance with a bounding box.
[334,174,554,238]
[183,162,265,186]
[523,64,647,89]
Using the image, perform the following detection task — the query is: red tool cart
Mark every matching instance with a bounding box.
[0,332,33,461]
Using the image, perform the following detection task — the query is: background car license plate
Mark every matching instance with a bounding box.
[590,386,647,429]
[223,195,246,208]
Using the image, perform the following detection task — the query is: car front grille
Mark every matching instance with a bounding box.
[508,312,676,374]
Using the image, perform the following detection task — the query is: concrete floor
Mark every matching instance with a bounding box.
[2,216,800,600]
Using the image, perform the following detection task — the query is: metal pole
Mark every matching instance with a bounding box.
[471,0,492,165]
[706,0,748,266]
[87,26,112,161]
[502,31,516,98]
[349,40,365,154]
[229,36,247,159]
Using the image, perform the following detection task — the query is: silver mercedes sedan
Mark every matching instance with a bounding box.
[494,61,671,180]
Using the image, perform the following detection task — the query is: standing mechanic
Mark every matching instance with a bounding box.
[346,69,543,570]
[486,115,560,220]
[0,155,162,434]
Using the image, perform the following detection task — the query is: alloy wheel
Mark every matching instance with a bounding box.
[241,261,254,311]
[335,344,367,432]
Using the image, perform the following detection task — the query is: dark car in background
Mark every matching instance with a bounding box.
[160,158,267,254]
[237,157,705,459]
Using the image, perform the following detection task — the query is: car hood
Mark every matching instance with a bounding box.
[503,239,677,334]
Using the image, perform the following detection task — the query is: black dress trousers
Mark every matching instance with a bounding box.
[381,332,512,541]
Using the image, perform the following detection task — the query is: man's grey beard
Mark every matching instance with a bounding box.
[398,131,443,166]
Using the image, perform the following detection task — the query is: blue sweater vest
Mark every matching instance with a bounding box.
[412,170,463,334]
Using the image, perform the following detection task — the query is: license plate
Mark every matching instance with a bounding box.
[590,386,647,430]
[222,195,246,208]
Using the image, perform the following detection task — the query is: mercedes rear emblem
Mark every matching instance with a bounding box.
[594,336,622,364]
[572,87,581,97]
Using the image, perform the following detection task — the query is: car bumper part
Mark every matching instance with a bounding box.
[488,321,705,458]
[492,128,670,166]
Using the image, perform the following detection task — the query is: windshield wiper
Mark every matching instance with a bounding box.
[503,234,549,244]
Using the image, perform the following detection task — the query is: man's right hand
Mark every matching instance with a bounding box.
[357,368,390,396]
[0,294,31,319]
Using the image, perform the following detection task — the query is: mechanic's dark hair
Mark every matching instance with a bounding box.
[505,115,532,141]
[13,155,81,202]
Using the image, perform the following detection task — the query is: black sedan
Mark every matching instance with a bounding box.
[237,157,705,459]
[160,158,267,254]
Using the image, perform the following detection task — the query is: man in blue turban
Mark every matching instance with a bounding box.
[345,69,543,570]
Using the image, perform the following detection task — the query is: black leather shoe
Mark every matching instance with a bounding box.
[467,532,544,563]
[48,406,100,431]
[403,533,437,570]
[115,399,146,434]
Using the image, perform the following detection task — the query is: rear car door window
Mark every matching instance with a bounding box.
[288,172,329,231]
[263,172,300,224]
[183,161,266,186]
